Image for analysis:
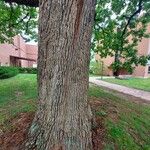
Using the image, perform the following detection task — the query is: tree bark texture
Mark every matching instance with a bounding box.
[24,0,95,150]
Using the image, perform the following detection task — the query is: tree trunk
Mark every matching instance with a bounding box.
[113,50,120,77]
[24,0,95,150]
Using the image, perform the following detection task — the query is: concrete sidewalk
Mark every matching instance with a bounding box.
[89,77,150,102]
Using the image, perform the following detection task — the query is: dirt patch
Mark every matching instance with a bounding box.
[89,97,119,150]
[89,97,107,150]
[15,91,24,97]
[0,113,34,150]
[92,116,106,150]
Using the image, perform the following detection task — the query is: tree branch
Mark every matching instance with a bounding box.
[121,0,143,38]
[25,15,32,33]
[3,0,39,7]
[120,0,143,51]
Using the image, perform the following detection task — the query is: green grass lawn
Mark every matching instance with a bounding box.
[103,77,150,92]
[89,85,150,150]
[0,74,37,126]
[0,74,150,149]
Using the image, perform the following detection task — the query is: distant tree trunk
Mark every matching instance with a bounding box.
[24,0,95,150]
[113,50,120,77]
[113,28,121,77]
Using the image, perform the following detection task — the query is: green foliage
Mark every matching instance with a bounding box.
[93,0,150,74]
[0,66,19,79]
[89,85,150,150]
[0,0,38,43]
[18,67,37,74]
[0,66,37,79]
[90,61,104,75]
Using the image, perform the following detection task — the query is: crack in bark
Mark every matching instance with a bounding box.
[73,0,84,45]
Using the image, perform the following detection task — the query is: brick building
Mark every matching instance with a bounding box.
[0,35,38,68]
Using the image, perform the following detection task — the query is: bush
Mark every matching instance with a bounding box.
[18,67,37,74]
[0,66,19,79]
[90,61,104,75]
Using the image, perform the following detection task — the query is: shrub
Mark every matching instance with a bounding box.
[90,61,104,75]
[0,66,19,79]
[18,67,37,74]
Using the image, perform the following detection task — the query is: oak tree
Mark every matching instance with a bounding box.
[0,0,38,42]
[2,0,96,149]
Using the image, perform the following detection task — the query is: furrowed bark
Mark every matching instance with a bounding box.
[24,0,95,150]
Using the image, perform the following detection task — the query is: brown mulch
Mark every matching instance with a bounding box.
[90,97,119,150]
[0,113,34,150]
[0,97,118,150]
[90,97,107,150]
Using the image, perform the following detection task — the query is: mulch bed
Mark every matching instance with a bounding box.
[0,113,34,150]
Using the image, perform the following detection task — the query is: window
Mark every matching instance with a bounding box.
[148,66,150,74]
[33,63,37,68]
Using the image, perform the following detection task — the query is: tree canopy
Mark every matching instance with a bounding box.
[93,0,150,74]
[3,0,38,7]
[0,0,38,42]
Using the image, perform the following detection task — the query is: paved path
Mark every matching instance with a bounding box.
[89,77,150,102]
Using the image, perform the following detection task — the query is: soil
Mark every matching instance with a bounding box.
[0,113,34,150]
[90,98,106,150]
[0,97,118,150]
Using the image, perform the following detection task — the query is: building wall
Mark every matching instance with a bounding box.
[95,53,114,76]
[133,25,150,77]
[19,36,28,67]
[145,38,150,78]
[0,43,19,66]
[0,35,38,68]
[26,44,38,67]
[101,56,114,76]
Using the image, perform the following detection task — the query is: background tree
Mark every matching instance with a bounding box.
[1,0,96,149]
[0,0,38,43]
[93,0,150,76]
